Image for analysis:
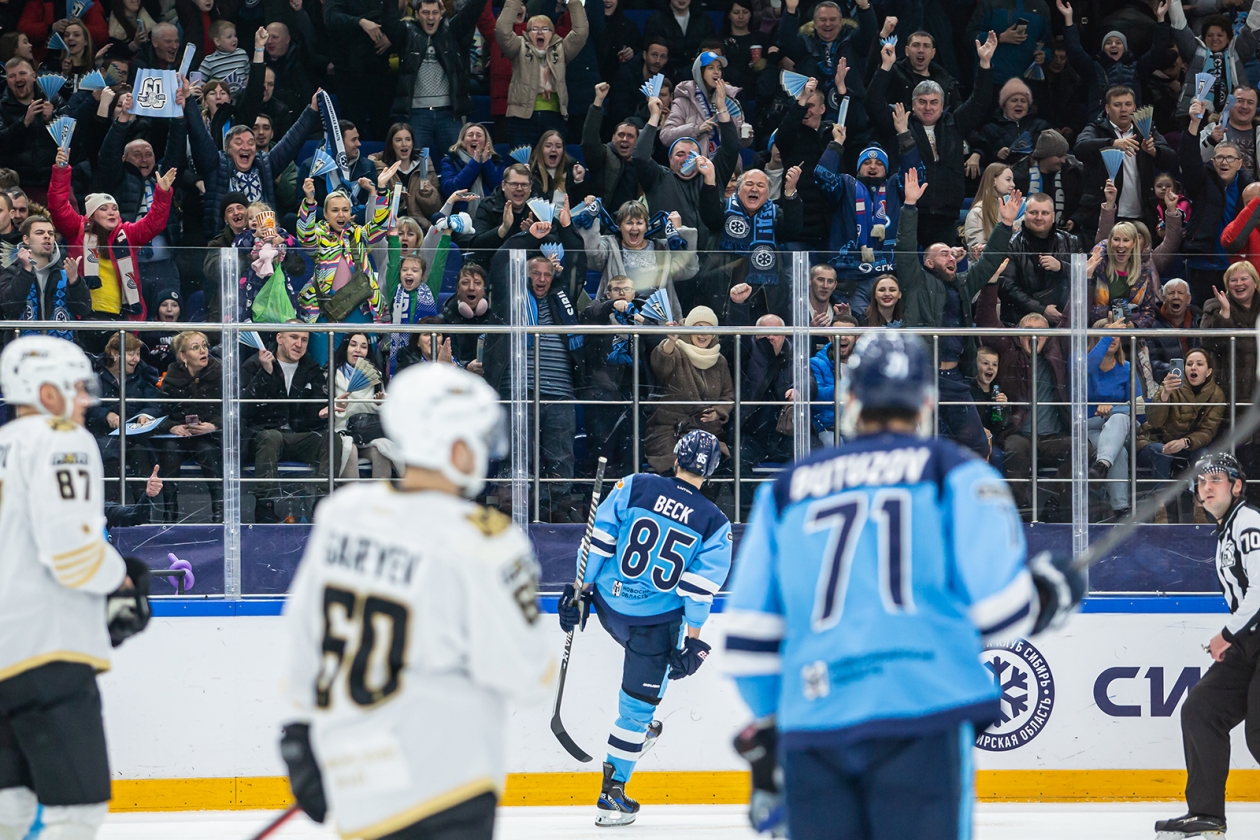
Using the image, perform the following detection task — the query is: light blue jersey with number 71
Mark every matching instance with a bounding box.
[723,432,1038,749]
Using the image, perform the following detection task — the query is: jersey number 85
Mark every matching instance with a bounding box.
[619,518,698,592]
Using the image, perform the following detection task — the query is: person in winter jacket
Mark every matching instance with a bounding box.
[0,57,59,195]
[369,123,443,227]
[1200,260,1260,422]
[139,287,183,374]
[0,215,91,336]
[439,261,504,377]
[461,163,543,261]
[329,331,390,480]
[1058,0,1174,122]
[494,0,588,149]
[997,193,1078,326]
[439,122,503,217]
[966,0,1053,86]
[1094,183,1185,291]
[575,198,699,310]
[1136,347,1226,522]
[18,1,109,62]
[1197,85,1260,179]
[867,32,999,247]
[808,312,857,447]
[643,0,715,84]
[527,0,605,139]
[777,0,876,132]
[156,330,224,522]
[583,83,639,211]
[46,148,175,322]
[661,51,747,157]
[578,273,646,475]
[1086,219,1163,329]
[526,129,589,208]
[88,332,162,503]
[775,73,843,250]
[965,77,1050,175]
[1086,320,1135,516]
[1223,181,1260,276]
[814,128,903,318]
[1170,1,1260,119]
[864,29,962,113]
[1147,279,1200,386]
[1010,129,1087,232]
[1181,98,1254,303]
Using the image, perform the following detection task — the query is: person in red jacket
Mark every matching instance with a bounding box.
[17,2,110,64]
[1223,182,1260,278]
[46,148,175,324]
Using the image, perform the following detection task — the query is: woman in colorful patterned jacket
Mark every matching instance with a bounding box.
[294,163,397,323]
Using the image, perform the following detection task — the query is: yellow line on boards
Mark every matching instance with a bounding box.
[108,770,1260,812]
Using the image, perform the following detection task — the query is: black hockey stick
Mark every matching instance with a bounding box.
[1075,322,1260,572]
[246,804,300,839]
[550,456,608,763]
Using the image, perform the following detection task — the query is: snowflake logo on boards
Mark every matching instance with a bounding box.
[975,639,1055,753]
[725,217,750,239]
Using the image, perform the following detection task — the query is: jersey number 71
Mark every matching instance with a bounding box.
[806,489,914,632]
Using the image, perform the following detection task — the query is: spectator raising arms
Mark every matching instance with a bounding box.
[495,0,588,149]
[47,148,175,323]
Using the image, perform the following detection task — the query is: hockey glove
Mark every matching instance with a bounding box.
[558,583,591,634]
[280,722,327,823]
[107,556,152,648]
[1029,551,1086,635]
[668,636,711,680]
[734,719,785,836]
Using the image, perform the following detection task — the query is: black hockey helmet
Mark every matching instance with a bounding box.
[1192,452,1247,499]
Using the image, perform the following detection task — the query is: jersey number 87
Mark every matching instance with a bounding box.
[316,585,410,709]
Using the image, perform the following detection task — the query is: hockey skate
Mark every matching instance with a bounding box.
[1154,813,1227,838]
[639,721,664,757]
[596,761,640,827]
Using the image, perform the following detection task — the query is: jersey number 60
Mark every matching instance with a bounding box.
[806,489,914,632]
[316,585,409,709]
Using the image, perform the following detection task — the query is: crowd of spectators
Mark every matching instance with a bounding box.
[7,0,1260,524]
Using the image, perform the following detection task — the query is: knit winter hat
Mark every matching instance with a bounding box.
[684,305,719,327]
[220,192,249,220]
[83,193,117,219]
[998,77,1033,109]
[1102,30,1128,52]
[857,146,889,172]
[1033,129,1069,160]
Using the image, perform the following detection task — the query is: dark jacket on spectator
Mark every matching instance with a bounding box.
[0,89,58,188]
[866,55,962,112]
[643,7,716,83]
[582,104,638,211]
[1136,372,1226,453]
[93,116,187,243]
[968,112,1050,169]
[240,350,329,436]
[632,119,740,251]
[1148,302,1202,384]
[86,356,163,438]
[159,357,224,432]
[868,64,994,218]
[440,150,505,201]
[895,205,1013,378]
[1178,122,1255,261]
[265,42,318,114]
[386,0,485,120]
[1201,292,1260,406]
[1010,154,1087,233]
[778,4,876,130]
[325,0,395,63]
[1063,19,1169,121]
[1075,113,1176,237]
[579,293,645,401]
[609,54,655,129]
[0,246,93,325]
[600,7,642,84]
[975,282,1071,445]
[185,98,319,236]
[775,100,834,244]
[463,183,544,261]
[997,226,1076,326]
[440,291,506,374]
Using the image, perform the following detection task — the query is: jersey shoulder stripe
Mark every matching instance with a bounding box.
[625,472,727,539]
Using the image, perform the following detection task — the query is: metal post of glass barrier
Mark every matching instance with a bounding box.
[1128,334,1138,522]
[219,247,242,600]
[632,334,640,475]
[533,330,541,523]
[791,252,810,461]
[509,250,529,529]
[327,330,336,499]
[1030,335,1039,523]
[1231,338,1238,455]
[116,327,127,504]
[1070,253,1089,562]
[733,340,742,523]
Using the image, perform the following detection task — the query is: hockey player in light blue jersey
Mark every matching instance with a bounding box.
[558,430,733,827]
[723,331,1086,840]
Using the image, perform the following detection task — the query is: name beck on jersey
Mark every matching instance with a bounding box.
[324,531,421,586]
[652,494,695,525]
[790,447,932,501]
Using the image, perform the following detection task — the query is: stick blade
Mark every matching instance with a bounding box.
[550,713,594,762]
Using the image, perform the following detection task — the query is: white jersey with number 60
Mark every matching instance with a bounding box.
[0,415,127,683]
[283,484,555,839]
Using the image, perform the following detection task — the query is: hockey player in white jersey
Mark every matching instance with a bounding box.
[1155,453,1260,840]
[280,364,554,840]
[0,336,151,840]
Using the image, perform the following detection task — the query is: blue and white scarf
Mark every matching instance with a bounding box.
[22,269,74,340]
[853,179,889,247]
[388,281,437,372]
[720,196,780,285]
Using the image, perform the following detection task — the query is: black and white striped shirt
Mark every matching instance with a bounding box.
[1214,501,1260,640]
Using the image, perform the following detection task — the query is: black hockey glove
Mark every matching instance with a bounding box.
[280,722,327,824]
[734,719,785,836]
[558,583,591,634]
[1029,551,1086,635]
[668,636,711,680]
[107,556,152,648]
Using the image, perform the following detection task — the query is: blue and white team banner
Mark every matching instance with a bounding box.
[130,70,182,119]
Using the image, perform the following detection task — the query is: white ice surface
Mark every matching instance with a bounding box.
[98,803,1260,839]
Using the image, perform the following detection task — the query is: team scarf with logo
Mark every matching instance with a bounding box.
[387,280,438,372]
[82,228,142,314]
[22,268,74,340]
[720,196,780,285]
[1027,163,1065,223]
[852,179,889,247]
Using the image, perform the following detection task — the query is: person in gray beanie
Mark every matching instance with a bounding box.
[1011,128,1086,232]
[1058,0,1176,122]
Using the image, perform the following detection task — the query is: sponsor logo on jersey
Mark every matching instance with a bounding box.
[975,639,1055,752]
[1221,539,1237,569]
[789,447,932,501]
[50,452,88,465]
[801,661,830,701]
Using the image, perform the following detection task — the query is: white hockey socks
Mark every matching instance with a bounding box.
[35,803,108,839]
[0,788,36,840]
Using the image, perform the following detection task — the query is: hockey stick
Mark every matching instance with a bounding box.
[1075,321,1260,572]
[550,456,608,763]
[246,805,300,839]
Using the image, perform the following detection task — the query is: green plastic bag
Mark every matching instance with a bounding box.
[251,264,297,323]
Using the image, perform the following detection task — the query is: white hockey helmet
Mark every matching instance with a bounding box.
[0,336,98,419]
[380,364,508,497]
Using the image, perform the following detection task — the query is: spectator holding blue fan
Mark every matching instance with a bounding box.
[1169,1,1260,119]
[20,2,109,60]
[0,57,59,200]
[38,19,95,81]
[574,198,699,307]
[661,51,746,157]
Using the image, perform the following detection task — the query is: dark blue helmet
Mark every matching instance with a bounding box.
[847,331,934,413]
[675,430,721,478]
